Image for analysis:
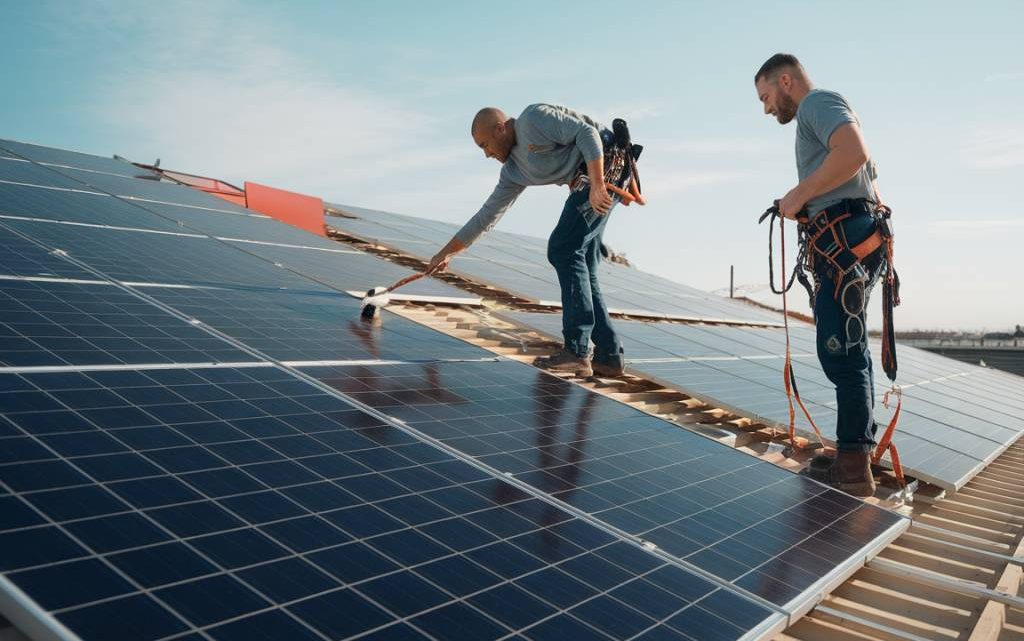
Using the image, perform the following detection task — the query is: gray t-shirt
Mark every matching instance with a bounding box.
[796,89,877,215]
[455,104,604,246]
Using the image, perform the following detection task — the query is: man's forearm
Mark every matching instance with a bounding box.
[437,236,466,260]
[793,124,869,207]
[796,147,868,204]
[426,236,466,274]
[586,156,605,188]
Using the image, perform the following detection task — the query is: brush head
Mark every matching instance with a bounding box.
[360,286,389,323]
[362,286,390,309]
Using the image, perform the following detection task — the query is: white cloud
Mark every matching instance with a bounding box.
[44,1,473,199]
[962,127,1024,169]
[984,71,1024,83]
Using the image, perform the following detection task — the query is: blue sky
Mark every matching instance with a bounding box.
[3,0,1022,330]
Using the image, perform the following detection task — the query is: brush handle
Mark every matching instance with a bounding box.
[386,271,428,293]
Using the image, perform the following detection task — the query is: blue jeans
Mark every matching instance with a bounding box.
[813,211,881,452]
[546,187,622,359]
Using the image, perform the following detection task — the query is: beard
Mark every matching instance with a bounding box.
[775,93,799,124]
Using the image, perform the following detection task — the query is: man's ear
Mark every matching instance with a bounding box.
[778,72,792,92]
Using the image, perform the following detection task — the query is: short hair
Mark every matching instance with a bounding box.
[471,107,506,135]
[755,53,806,83]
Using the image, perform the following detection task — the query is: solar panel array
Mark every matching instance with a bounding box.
[0,142,478,305]
[501,311,1024,491]
[0,140,908,641]
[327,204,784,324]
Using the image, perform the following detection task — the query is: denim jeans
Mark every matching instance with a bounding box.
[813,210,881,452]
[546,186,622,359]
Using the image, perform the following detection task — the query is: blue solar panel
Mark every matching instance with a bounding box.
[0,157,99,191]
[0,223,96,280]
[303,360,906,610]
[0,140,914,641]
[500,310,1024,491]
[0,279,254,367]
[0,366,784,641]
[0,181,185,232]
[218,240,478,302]
[0,139,156,179]
[5,219,330,292]
[327,203,783,323]
[143,286,488,362]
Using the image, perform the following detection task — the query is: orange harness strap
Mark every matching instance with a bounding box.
[872,386,907,487]
[778,216,827,449]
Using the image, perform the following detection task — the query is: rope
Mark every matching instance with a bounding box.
[775,214,827,450]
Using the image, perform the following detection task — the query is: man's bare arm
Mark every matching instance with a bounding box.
[587,156,613,214]
[778,122,870,219]
[425,236,467,274]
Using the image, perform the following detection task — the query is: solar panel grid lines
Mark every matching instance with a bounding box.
[0,164,478,305]
[0,140,913,640]
[0,366,785,641]
[4,218,333,293]
[0,140,159,180]
[500,310,1024,492]
[0,157,104,192]
[0,223,98,281]
[217,240,479,304]
[325,202,785,325]
[142,287,488,363]
[300,360,907,613]
[0,278,256,368]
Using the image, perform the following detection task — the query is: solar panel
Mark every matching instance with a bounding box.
[0,157,100,191]
[327,204,785,324]
[0,279,255,367]
[0,140,913,640]
[143,286,489,363]
[0,139,157,179]
[303,360,906,611]
[218,240,480,303]
[37,164,245,212]
[501,310,1024,491]
[1,155,478,306]
[0,181,186,232]
[0,365,785,641]
[0,223,96,280]
[5,219,330,292]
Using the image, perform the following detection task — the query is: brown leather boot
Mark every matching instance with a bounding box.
[835,450,876,497]
[533,350,593,377]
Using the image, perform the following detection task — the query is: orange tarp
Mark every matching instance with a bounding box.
[244,181,326,237]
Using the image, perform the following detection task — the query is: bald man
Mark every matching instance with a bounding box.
[427,104,632,378]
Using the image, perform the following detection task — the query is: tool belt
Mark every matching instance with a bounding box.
[802,198,901,381]
[760,197,901,381]
[570,119,645,205]
[800,199,886,282]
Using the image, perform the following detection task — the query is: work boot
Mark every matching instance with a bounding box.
[835,450,876,497]
[533,350,593,377]
[592,348,625,377]
[805,452,835,483]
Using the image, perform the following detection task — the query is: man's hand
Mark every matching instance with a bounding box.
[589,181,613,215]
[426,236,467,275]
[426,250,452,275]
[778,185,808,220]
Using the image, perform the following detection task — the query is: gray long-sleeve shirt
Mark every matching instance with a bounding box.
[455,104,604,246]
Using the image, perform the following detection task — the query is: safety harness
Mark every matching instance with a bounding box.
[570,118,645,206]
[760,199,906,486]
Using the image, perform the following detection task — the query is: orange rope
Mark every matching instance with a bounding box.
[872,386,906,487]
[777,215,827,450]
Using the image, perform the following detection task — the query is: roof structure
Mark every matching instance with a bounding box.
[0,138,1021,641]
